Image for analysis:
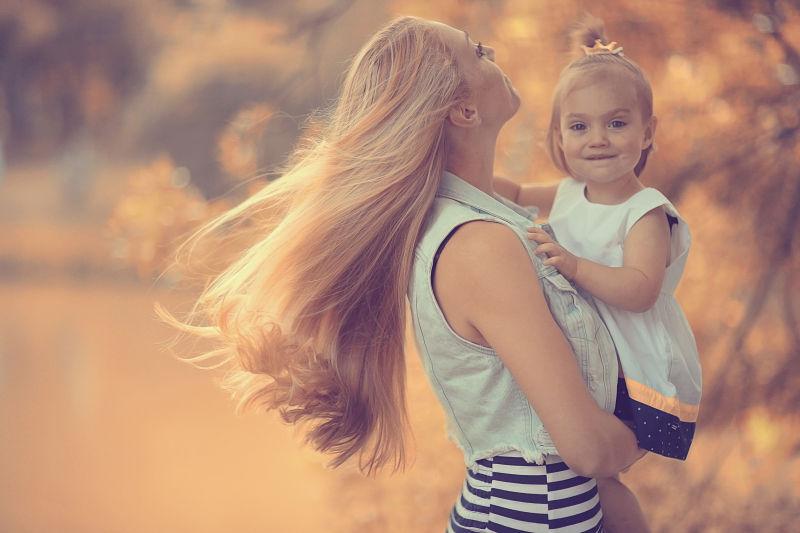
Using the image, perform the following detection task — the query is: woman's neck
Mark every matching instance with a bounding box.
[445,131,498,195]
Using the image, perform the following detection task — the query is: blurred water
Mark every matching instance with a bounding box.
[0,281,342,533]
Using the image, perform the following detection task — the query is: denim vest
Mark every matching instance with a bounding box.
[408,171,618,470]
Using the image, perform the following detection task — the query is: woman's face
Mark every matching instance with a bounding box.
[429,21,520,128]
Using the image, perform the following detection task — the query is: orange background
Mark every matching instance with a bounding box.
[1,1,799,531]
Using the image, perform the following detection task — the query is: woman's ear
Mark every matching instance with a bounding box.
[448,102,482,128]
[642,115,658,149]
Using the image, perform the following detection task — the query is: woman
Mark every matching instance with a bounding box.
[157,16,643,532]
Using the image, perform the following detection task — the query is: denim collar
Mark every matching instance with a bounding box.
[438,170,538,226]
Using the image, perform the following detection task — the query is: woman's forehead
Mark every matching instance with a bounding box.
[427,21,469,51]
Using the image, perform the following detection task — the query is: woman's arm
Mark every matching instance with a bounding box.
[493,176,559,218]
[529,207,669,312]
[434,220,644,477]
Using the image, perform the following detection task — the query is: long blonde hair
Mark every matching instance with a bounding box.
[156,16,468,474]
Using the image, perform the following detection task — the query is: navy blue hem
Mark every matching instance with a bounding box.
[613,378,695,460]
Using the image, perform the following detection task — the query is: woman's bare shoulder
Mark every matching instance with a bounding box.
[432,219,541,345]
[436,220,538,305]
[441,220,525,259]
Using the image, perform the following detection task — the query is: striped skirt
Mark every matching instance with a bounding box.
[446,452,603,533]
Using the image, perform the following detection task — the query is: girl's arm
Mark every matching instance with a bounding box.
[493,176,559,218]
[434,220,644,478]
[530,207,670,312]
[493,176,521,203]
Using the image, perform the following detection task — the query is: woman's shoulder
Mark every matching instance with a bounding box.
[440,220,528,267]
[436,220,538,297]
[432,220,542,345]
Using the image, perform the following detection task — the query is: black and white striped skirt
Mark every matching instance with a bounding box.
[447,452,603,533]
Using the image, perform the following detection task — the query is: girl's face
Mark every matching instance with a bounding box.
[430,21,520,127]
[558,73,655,185]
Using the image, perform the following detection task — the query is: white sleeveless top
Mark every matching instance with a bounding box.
[548,177,702,429]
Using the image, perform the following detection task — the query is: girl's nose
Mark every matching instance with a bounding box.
[588,128,609,147]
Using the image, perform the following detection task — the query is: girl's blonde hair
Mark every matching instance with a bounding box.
[155,16,469,474]
[546,15,654,177]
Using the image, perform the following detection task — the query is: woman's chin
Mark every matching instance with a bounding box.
[508,100,521,122]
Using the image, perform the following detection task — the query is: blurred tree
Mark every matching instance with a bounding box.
[0,0,151,161]
[95,1,800,530]
[119,0,380,198]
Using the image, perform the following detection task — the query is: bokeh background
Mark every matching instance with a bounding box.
[1,0,799,531]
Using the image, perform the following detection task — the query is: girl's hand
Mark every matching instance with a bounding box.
[527,227,580,281]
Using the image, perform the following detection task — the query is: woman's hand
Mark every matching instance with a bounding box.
[528,227,580,280]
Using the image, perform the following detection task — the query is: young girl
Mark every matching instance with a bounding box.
[497,17,702,532]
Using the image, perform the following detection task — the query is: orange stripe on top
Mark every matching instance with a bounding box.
[624,378,700,423]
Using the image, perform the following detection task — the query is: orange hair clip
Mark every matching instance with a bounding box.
[581,39,624,56]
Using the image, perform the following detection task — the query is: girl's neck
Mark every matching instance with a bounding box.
[582,173,644,205]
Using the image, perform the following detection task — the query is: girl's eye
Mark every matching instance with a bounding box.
[569,123,586,132]
[609,119,626,128]
[476,42,486,58]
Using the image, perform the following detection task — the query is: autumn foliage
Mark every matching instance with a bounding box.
[2,0,799,531]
